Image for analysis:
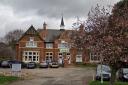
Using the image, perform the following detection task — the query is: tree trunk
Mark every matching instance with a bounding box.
[110,68,117,85]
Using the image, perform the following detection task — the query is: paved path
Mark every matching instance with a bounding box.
[4,67,95,85]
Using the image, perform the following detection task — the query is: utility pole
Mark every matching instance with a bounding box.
[100,53,103,84]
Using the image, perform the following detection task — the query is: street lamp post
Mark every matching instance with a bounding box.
[100,53,103,84]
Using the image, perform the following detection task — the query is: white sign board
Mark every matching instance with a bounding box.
[60,48,69,53]
[12,64,21,72]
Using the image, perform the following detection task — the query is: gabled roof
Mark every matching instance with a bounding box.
[38,29,65,42]
[18,25,43,41]
[25,25,38,35]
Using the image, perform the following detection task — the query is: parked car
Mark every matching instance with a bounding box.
[8,60,21,67]
[50,62,59,68]
[95,64,111,81]
[26,62,36,69]
[1,60,10,68]
[21,62,27,68]
[118,68,128,81]
[39,61,48,68]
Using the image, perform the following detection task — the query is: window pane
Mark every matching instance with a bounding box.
[37,57,39,61]
[46,53,49,55]
[29,56,32,61]
[25,52,27,55]
[33,56,36,58]
[33,56,36,61]
[33,52,36,55]
[50,53,52,55]
[25,56,27,61]
[29,52,32,55]
[59,53,62,55]
[67,53,70,55]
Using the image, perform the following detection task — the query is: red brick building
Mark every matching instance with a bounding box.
[16,17,92,65]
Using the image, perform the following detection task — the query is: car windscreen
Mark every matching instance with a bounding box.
[97,65,110,72]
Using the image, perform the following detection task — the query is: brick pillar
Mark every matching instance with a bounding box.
[64,58,68,67]
[16,44,21,61]
[40,48,44,63]
[40,41,45,63]
[84,49,90,63]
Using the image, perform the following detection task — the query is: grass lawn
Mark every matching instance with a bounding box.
[0,76,19,85]
[89,81,128,85]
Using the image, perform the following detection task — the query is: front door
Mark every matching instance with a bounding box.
[58,53,63,64]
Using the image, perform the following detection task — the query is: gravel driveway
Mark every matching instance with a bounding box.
[0,67,95,85]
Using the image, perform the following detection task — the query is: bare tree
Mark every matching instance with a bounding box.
[0,42,15,60]
[4,29,24,49]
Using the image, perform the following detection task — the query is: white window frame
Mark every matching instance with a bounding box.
[46,43,53,48]
[23,51,39,63]
[26,37,37,48]
[76,54,82,62]
[30,37,34,41]
[26,41,37,47]
[90,52,100,63]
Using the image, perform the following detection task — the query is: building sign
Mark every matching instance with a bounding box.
[60,48,69,53]
[12,64,21,72]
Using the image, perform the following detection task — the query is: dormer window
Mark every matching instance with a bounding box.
[30,37,34,41]
[46,43,53,48]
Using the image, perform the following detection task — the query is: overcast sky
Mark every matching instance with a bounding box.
[0,0,120,37]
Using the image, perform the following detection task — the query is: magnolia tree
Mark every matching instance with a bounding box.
[72,0,128,85]
[85,4,110,63]
[71,25,86,48]
[105,1,128,84]
[85,1,128,85]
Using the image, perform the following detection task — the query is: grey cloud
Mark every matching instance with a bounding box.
[0,0,120,37]
[0,0,120,19]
